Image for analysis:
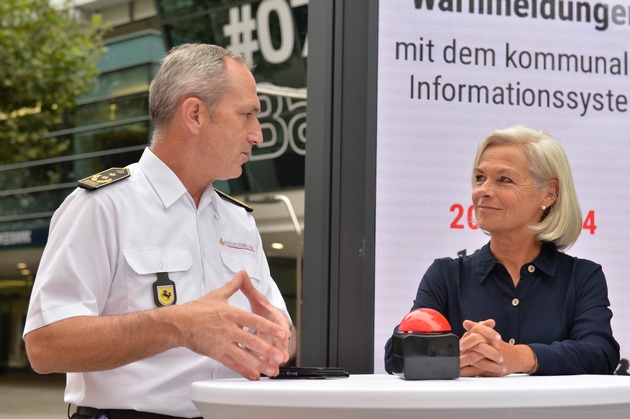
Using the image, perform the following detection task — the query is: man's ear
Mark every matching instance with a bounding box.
[180,97,204,135]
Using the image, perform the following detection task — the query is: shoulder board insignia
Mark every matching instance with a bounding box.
[214,188,253,212]
[78,168,130,191]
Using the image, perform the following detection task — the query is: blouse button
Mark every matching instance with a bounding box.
[528,265,535,273]
[512,298,519,306]
[508,338,516,345]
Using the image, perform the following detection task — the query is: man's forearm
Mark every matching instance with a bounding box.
[24,307,181,374]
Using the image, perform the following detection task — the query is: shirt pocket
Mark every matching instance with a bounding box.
[123,248,193,309]
[218,247,262,284]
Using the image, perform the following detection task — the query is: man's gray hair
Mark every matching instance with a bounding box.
[149,43,253,133]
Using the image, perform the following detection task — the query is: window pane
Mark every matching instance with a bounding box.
[0,122,148,226]
[161,2,307,88]
[159,0,235,20]
[81,65,152,102]
[68,94,149,128]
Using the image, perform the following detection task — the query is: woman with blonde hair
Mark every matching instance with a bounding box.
[385,125,619,376]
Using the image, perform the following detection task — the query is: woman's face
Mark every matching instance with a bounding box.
[472,143,550,238]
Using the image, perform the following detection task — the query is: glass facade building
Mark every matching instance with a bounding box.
[0,0,307,369]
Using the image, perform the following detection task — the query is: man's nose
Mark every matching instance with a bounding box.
[250,119,263,145]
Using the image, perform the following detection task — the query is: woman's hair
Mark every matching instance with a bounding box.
[148,43,253,134]
[472,124,582,250]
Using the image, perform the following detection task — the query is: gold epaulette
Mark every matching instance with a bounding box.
[214,188,253,212]
[78,168,130,191]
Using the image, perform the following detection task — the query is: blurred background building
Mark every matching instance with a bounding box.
[0,0,307,370]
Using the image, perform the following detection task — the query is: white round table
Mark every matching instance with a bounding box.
[191,373,630,419]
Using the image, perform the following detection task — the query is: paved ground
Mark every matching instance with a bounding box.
[0,370,67,418]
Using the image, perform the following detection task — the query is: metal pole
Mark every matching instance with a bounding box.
[272,195,303,365]
[245,194,303,364]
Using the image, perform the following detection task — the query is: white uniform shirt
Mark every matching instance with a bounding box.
[24,148,290,417]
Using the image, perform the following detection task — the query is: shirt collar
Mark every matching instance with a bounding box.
[201,187,219,216]
[208,188,228,220]
[139,148,188,208]
[475,241,559,283]
[534,242,559,277]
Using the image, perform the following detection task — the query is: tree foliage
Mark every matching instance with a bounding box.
[0,0,109,164]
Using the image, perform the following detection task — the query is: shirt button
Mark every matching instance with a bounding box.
[508,338,516,345]
[512,298,519,306]
[528,265,535,273]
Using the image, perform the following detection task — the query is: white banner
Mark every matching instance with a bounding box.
[375,0,629,372]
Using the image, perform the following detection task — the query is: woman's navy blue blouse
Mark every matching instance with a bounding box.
[384,242,620,375]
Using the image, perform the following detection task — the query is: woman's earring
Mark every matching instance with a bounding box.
[541,205,546,211]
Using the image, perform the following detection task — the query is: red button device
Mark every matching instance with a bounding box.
[398,308,452,334]
[391,308,460,380]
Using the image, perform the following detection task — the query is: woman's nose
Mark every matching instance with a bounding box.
[475,181,494,197]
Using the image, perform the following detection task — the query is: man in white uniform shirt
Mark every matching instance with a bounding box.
[23,44,295,419]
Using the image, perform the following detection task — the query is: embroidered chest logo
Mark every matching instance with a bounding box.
[219,237,255,252]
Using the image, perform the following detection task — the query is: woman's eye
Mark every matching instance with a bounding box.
[499,176,512,183]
